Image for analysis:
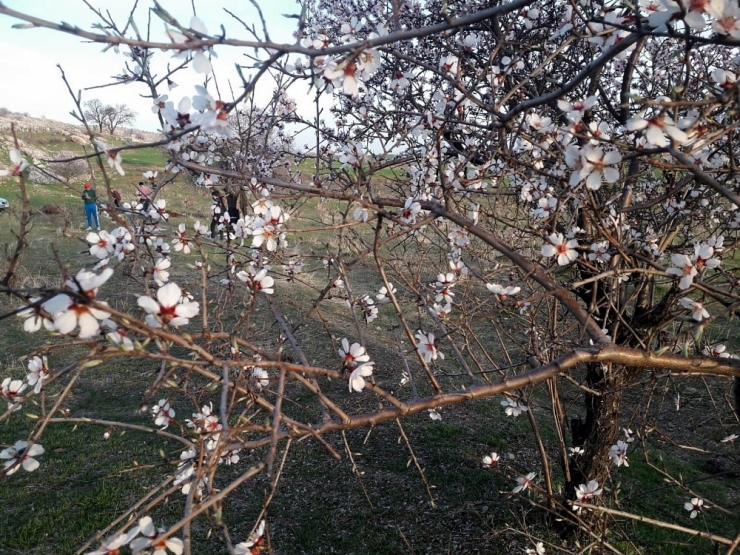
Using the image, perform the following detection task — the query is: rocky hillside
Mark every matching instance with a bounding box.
[0,112,162,184]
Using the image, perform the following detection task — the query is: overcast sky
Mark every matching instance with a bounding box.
[0,0,320,143]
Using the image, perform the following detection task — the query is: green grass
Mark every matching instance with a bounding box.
[120,146,169,167]
[2,131,740,555]
[611,452,739,553]
[1,421,179,553]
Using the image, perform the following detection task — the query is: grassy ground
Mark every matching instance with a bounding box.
[1,136,739,555]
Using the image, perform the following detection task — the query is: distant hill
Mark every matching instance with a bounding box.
[0,112,163,184]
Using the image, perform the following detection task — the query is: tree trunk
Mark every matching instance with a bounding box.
[568,362,641,500]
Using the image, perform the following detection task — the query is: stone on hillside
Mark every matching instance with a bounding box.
[67,134,88,145]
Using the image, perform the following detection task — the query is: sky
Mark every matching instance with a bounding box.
[0,0,320,141]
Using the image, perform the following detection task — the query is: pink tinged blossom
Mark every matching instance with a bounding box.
[609,440,629,467]
[66,267,114,298]
[18,297,55,333]
[2,377,27,409]
[86,231,116,259]
[324,60,360,95]
[194,220,209,237]
[149,199,170,222]
[193,100,233,137]
[172,223,192,254]
[252,197,273,216]
[186,403,220,433]
[44,294,111,338]
[143,170,158,182]
[0,149,29,176]
[532,196,557,219]
[107,329,134,351]
[693,243,720,270]
[541,233,579,266]
[376,284,397,302]
[526,113,553,133]
[557,96,597,123]
[44,268,114,338]
[152,96,171,115]
[575,148,622,190]
[137,283,199,328]
[434,272,457,304]
[713,68,738,88]
[486,283,521,299]
[589,242,611,263]
[501,397,528,417]
[712,3,740,37]
[704,344,730,358]
[684,497,703,518]
[338,338,370,368]
[449,258,469,279]
[221,449,241,466]
[448,226,470,247]
[152,400,176,430]
[251,221,278,252]
[439,54,459,75]
[512,472,536,493]
[251,367,269,389]
[399,198,422,224]
[234,520,266,555]
[236,268,275,294]
[721,433,739,443]
[360,295,378,323]
[104,149,125,176]
[677,0,721,30]
[524,542,546,555]
[26,356,50,394]
[129,516,184,555]
[86,530,139,555]
[626,113,688,147]
[679,297,710,321]
[153,257,171,286]
[432,302,453,318]
[415,330,443,362]
[666,254,697,289]
[482,452,500,467]
[575,480,603,502]
[643,0,680,29]
[1,440,44,474]
[349,362,375,392]
[167,17,213,75]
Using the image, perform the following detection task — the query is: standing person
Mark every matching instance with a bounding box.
[81,182,100,230]
[225,185,241,225]
[137,181,152,212]
[210,189,226,239]
[111,188,122,208]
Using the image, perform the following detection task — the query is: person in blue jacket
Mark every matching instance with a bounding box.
[81,182,100,230]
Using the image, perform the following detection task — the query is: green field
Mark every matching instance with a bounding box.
[0,131,739,555]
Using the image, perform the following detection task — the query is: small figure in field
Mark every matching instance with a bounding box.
[225,186,241,225]
[137,181,152,212]
[111,189,122,208]
[210,189,226,239]
[81,182,100,230]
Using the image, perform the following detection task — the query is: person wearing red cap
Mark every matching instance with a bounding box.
[81,182,100,230]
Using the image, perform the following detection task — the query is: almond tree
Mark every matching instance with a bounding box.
[2,0,740,552]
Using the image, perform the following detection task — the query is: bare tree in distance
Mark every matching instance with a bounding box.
[102,103,137,135]
[83,99,137,135]
[82,98,107,133]
[48,150,88,184]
